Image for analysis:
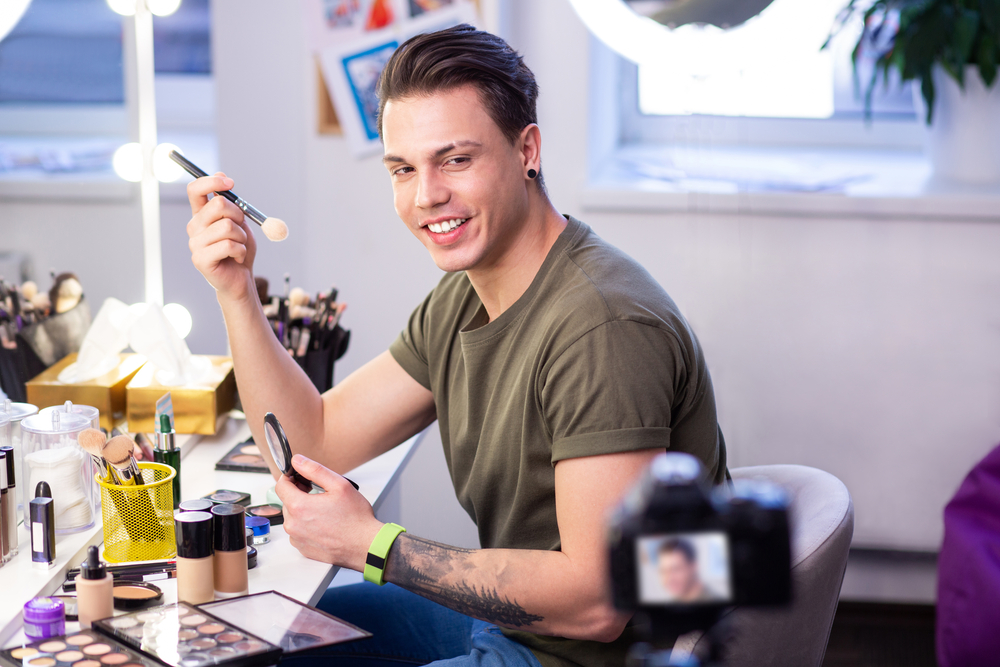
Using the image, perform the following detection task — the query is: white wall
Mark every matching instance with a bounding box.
[5,0,999,553]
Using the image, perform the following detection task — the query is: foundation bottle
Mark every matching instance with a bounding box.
[175,511,215,604]
[75,546,113,628]
[211,504,248,599]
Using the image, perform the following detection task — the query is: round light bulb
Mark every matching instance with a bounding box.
[153,143,184,182]
[107,0,137,16]
[0,0,33,44]
[147,0,181,16]
[163,303,193,339]
[112,143,143,182]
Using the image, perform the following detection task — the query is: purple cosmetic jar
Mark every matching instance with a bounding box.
[23,597,66,642]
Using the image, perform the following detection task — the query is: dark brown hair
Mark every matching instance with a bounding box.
[376,24,539,146]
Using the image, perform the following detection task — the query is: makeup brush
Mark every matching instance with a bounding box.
[103,435,165,540]
[168,150,289,242]
[81,429,144,542]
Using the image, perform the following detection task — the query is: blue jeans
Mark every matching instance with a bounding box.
[281,582,544,667]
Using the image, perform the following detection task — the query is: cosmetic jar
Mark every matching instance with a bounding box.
[245,515,271,545]
[23,597,65,642]
[20,412,94,533]
[246,503,284,525]
[175,510,215,604]
[212,504,248,599]
[1,399,38,518]
[247,545,258,569]
[178,498,214,513]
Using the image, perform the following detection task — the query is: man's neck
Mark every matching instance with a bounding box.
[466,197,567,323]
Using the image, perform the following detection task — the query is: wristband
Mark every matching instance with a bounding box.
[363,523,406,586]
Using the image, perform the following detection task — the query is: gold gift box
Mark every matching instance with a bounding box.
[126,355,236,435]
[26,353,147,431]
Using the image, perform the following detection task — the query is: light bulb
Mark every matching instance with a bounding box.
[112,143,143,182]
[147,0,181,16]
[107,0,137,16]
[163,303,193,339]
[153,143,184,182]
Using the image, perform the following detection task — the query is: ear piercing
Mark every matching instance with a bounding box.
[527,169,537,179]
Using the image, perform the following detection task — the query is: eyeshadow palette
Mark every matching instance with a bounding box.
[0,629,154,667]
[93,603,281,667]
[199,591,370,652]
[214,439,269,475]
[200,490,252,507]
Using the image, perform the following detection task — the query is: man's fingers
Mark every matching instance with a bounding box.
[291,454,353,492]
[186,193,244,239]
[191,239,248,269]
[186,172,234,216]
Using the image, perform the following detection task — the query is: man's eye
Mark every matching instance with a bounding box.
[447,157,469,166]
[393,167,413,176]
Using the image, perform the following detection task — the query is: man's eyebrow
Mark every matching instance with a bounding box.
[382,140,483,165]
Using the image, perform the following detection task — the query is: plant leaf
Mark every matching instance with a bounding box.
[980,0,1000,34]
[978,31,999,85]
[921,71,936,124]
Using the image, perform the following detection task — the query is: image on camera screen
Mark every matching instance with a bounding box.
[636,532,732,605]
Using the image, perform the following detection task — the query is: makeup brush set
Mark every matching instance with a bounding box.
[0,272,90,403]
[256,275,350,394]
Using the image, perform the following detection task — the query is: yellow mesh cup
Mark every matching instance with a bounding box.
[97,462,177,562]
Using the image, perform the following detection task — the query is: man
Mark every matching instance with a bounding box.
[656,539,717,604]
[185,24,726,667]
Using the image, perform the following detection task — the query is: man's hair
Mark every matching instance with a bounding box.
[376,24,540,147]
[658,538,697,564]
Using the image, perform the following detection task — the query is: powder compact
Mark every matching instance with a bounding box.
[243,505,282,527]
[112,582,163,610]
[0,629,152,667]
[199,490,251,507]
[213,439,269,475]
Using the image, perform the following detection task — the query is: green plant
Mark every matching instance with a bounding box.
[826,0,1000,123]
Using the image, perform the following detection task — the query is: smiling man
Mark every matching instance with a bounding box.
[185,24,726,667]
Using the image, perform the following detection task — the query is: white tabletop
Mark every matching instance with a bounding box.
[0,415,425,647]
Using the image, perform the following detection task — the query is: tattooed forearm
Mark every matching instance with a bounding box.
[384,534,544,628]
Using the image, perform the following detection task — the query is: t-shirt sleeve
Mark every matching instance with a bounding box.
[541,320,686,464]
[389,290,434,391]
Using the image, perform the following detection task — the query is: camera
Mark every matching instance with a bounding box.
[608,452,792,644]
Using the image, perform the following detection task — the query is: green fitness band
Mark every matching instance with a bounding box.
[364,523,406,586]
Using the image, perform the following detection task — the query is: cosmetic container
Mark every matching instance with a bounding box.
[153,414,180,509]
[1,441,18,562]
[245,515,271,545]
[211,504,248,599]
[178,498,214,513]
[21,411,94,533]
[23,597,65,642]
[75,545,113,628]
[30,481,55,569]
[2,398,38,517]
[247,545,258,569]
[38,402,101,510]
[0,447,8,564]
[175,510,214,604]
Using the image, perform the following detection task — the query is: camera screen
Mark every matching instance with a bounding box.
[636,532,732,605]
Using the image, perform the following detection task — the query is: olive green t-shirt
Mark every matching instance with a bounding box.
[389,216,727,667]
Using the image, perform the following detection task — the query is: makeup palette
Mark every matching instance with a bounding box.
[0,629,153,667]
[112,582,163,610]
[199,491,251,507]
[213,440,268,475]
[93,602,281,667]
[243,505,282,527]
[199,591,370,652]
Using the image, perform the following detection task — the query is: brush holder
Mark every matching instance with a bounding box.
[97,462,177,562]
[20,411,94,533]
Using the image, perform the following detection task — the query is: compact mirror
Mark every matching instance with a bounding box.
[262,412,358,493]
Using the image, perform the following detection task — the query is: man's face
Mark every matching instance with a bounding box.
[381,85,530,273]
[658,550,698,599]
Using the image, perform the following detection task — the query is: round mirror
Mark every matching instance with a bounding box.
[263,412,289,474]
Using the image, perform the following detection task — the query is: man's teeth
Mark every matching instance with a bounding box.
[428,218,467,234]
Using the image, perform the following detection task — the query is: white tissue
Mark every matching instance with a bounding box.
[58,297,134,383]
[128,303,210,386]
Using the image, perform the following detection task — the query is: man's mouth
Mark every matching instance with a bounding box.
[426,218,468,234]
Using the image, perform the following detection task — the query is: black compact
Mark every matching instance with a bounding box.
[262,412,359,493]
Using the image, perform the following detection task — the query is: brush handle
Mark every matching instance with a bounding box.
[168,150,268,226]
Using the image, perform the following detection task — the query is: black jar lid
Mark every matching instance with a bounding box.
[212,504,247,552]
[247,545,257,570]
[178,499,214,513]
[175,511,214,559]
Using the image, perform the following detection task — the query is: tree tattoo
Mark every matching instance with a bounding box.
[384,534,545,628]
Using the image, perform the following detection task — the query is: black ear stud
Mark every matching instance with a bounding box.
[527,169,537,179]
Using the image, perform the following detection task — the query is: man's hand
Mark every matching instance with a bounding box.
[186,172,258,304]
[277,454,384,571]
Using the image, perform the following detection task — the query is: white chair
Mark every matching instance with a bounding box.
[676,465,854,666]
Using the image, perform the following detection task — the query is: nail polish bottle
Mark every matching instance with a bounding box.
[175,511,215,604]
[75,546,113,628]
[211,504,248,599]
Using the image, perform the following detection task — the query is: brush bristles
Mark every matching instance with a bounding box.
[262,217,288,242]
[103,434,137,469]
[78,428,107,457]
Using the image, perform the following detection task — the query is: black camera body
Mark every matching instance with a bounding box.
[608,453,792,636]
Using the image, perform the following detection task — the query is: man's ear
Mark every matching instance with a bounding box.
[519,123,542,175]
